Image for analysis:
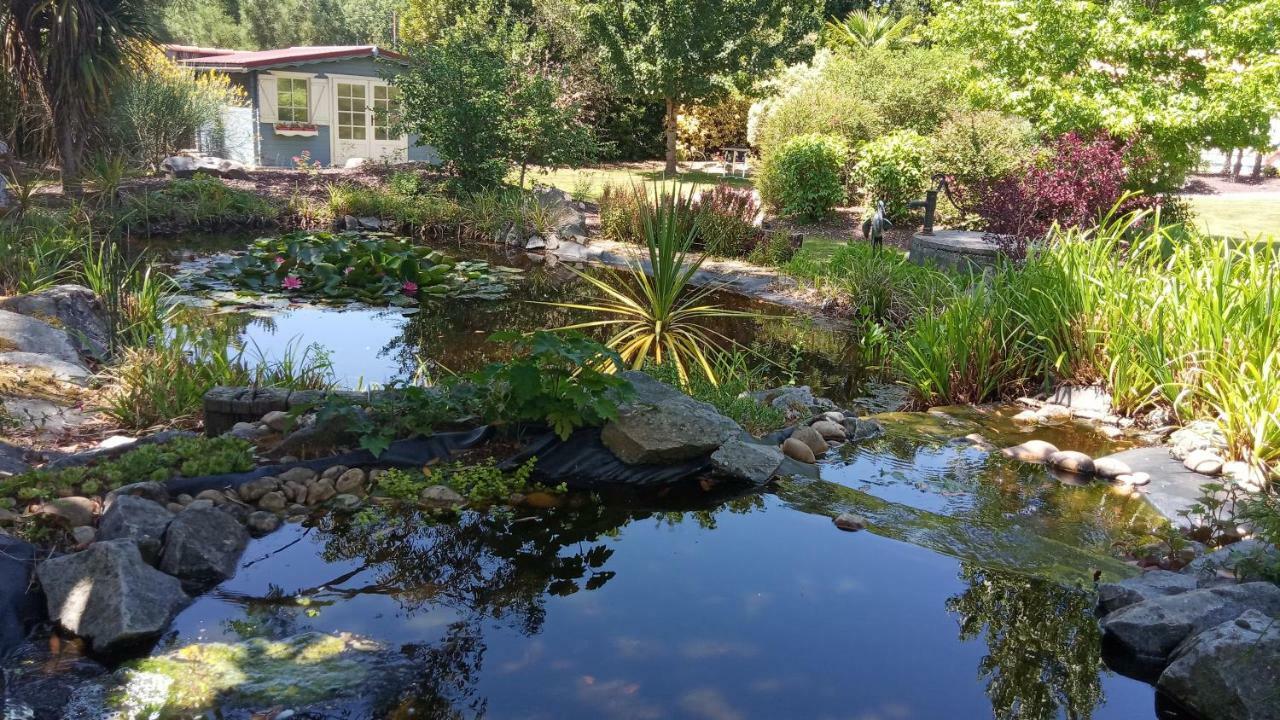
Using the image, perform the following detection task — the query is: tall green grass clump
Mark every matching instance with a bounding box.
[783,242,960,326]
[119,175,279,231]
[894,208,1280,472]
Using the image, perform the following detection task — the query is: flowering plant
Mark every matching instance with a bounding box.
[292,150,323,177]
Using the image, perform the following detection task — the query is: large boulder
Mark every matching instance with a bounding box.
[0,309,83,366]
[97,495,175,564]
[710,436,784,484]
[1157,609,1280,720]
[158,506,249,590]
[1101,582,1280,663]
[35,539,190,653]
[1182,539,1280,585]
[601,371,741,465]
[1097,570,1198,615]
[161,155,249,180]
[0,285,109,362]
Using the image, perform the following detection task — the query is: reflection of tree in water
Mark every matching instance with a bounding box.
[306,494,765,716]
[946,563,1105,720]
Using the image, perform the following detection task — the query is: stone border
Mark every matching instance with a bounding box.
[908,230,1003,272]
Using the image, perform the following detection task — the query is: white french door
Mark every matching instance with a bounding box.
[332,79,407,166]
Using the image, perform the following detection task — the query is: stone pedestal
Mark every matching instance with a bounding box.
[909,230,1003,272]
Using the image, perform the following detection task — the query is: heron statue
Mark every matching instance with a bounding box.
[860,200,891,250]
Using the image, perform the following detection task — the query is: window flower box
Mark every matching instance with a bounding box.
[274,122,319,137]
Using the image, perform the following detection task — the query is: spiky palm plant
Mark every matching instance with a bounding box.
[824,10,913,50]
[1,0,154,190]
[547,183,754,387]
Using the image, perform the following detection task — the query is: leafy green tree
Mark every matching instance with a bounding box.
[583,0,824,173]
[395,5,594,188]
[1,0,156,189]
[931,0,1280,191]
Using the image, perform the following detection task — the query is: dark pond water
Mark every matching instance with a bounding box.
[0,235,1184,718]
[161,236,883,406]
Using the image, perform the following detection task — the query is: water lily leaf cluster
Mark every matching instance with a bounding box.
[193,231,521,305]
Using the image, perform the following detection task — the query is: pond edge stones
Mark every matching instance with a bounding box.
[158,505,250,591]
[602,371,741,465]
[36,539,190,653]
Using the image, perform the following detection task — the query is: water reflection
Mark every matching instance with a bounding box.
[948,563,1106,720]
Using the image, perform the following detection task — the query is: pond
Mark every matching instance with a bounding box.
[2,236,1184,719]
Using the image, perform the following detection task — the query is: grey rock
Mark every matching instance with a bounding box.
[36,539,189,653]
[258,490,287,512]
[97,495,175,564]
[335,468,366,494]
[237,476,280,503]
[1183,540,1280,585]
[0,440,31,477]
[278,466,318,485]
[780,437,816,464]
[0,309,82,366]
[306,478,336,505]
[0,508,18,526]
[159,506,249,590]
[420,485,465,506]
[790,425,828,457]
[1101,582,1280,662]
[1157,609,1280,720]
[810,420,847,441]
[161,154,248,180]
[1001,440,1060,463]
[1048,450,1095,475]
[105,481,170,508]
[710,436,784,484]
[1169,420,1227,460]
[1048,385,1113,414]
[320,465,348,481]
[1092,457,1133,480]
[525,236,547,250]
[0,351,92,381]
[245,511,280,536]
[185,498,215,511]
[226,421,270,441]
[71,526,96,545]
[601,371,741,465]
[195,488,228,505]
[357,216,382,230]
[331,494,362,512]
[1035,404,1072,424]
[820,411,846,423]
[755,385,836,413]
[0,285,109,361]
[834,513,867,531]
[1097,570,1198,615]
[1183,449,1224,476]
[843,417,885,441]
[37,496,95,527]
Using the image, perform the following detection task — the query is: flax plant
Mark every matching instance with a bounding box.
[546,183,754,387]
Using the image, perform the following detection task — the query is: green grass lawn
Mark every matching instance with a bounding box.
[514,162,753,201]
[1185,196,1280,239]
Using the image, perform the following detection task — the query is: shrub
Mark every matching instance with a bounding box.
[930,110,1035,209]
[973,132,1148,251]
[783,241,959,326]
[751,48,971,159]
[758,134,849,220]
[746,231,798,265]
[325,183,462,229]
[471,331,635,439]
[852,130,934,220]
[109,45,244,168]
[597,183,646,243]
[677,96,751,160]
[693,185,759,257]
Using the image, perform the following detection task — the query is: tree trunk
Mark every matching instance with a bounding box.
[1251,150,1263,178]
[57,119,81,194]
[1222,149,1235,175]
[1232,148,1244,181]
[664,96,678,176]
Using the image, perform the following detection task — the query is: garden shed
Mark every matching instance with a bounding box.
[174,45,439,168]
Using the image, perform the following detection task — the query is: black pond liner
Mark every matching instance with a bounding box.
[1,423,742,660]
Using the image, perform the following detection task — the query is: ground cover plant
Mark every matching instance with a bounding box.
[0,436,254,507]
[193,231,521,305]
[117,175,280,233]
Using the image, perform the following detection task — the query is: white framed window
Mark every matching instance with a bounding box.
[277,77,310,123]
[336,82,368,140]
[372,85,401,140]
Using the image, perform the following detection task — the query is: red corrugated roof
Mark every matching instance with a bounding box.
[179,45,405,70]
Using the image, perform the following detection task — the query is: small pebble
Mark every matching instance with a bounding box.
[833,513,867,532]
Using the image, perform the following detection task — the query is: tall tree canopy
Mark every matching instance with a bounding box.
[584,0,823,172]
[931,0,1280,190]
[161,0,406,50]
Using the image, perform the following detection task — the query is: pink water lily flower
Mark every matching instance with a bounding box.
[402,280,419,296]
[344,266,355,275]
[274,256,286,265]
[282,275,303,290]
